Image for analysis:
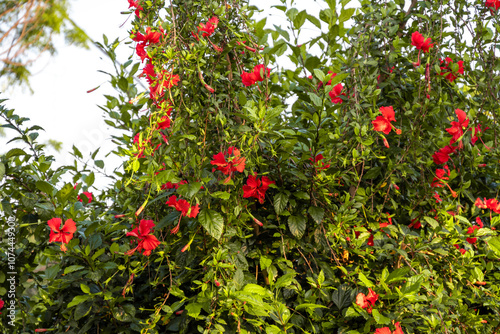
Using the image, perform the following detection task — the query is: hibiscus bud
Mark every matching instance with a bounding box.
[181,243,190,252]
[204,84,215,93]
[114,214,126,218]
[393,184,400,190]
[215,279,220,287]
[253,217,263,226]
[86,86,100,93]
[135,204,146,216]
[175,310,184,315]
[478,164,487,167]
[382,137,389,148]
[396,128,402,135]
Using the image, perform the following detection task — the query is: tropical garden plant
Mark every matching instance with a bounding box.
[1,0,500,333]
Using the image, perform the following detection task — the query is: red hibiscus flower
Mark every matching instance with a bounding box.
[431,165,450,188]
[372,106,398,135]
[210,147,246,182]
[374,328,393,334]
[374,324,405,334]
[411,31,434,53]
[242,174,275,204]
[198,16,219,37]
[432,145,457,165]
[47,218,77,252]
[166,195,199,218]
[454,244,467,255]
[241,64,270,86]
[310,154,331,171]
[486,0,500,11]
[439,57,464,82]
[125,219,160,256]
[356,288,379,313]
[409,218,422,229]
[77,191,93,204]
[446,108,469,147]
[128,0,143,17]
[157,115,171,130]
[329,83,345,104]
[367,233,375,246]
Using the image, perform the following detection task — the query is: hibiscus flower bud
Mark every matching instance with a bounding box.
[114,214,126,218]
[253,217,263,226]
[396,128,402,135]
[383,137,389,148]
[215,279,221,287]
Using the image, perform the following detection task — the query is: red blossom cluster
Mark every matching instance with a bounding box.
[374,323,404,334]
[77,191,93,204]
[446,108,469,148]
[411,31,434,53]
[210,146,246,183]
[439,57,464,82]
[466,217,484,244]
[486,0,500,12]
[431,165,450,188]
[242,174,275,204]
[475,197,500,213]
[196,17,219,38]
[355,288,379,313]
[432,145,457,165]
[317,71,345,104]
[409,218,422,229]
[241,64,271,86]
[128,0,143,17]
[310,154,331,171]
[166,195,200,219]
[162,180,188,190]
[125,219,160,256]
[133,27,163,62]
[141,62,180,101]
[372,106,400,135]
[47,218,77,252]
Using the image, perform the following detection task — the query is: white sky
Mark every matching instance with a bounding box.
[0,0,335,189]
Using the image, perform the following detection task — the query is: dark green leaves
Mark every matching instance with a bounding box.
[198,209,224,240]
[288,215,306,238]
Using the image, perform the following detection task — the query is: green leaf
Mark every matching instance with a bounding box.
[274,192,289,215]
[288,215,306,238]
[0,162,5,181]
[423,216,439,229]
[307,92,323,107]
[275,272,296,289]
[339,8,355,23]
[68,295,90,308]
[64,265,85,274]
[243,284,271,297]
[295,303,328,311]
[36,180,55,195]
[80,283,90,294]
[332,284,353,310]
[6,148,27,158]
[358,272,373,287]
[488,236,500,257]
[372,309,391,325]
[198,209,224,240]
[56,183,74,203]
[260,256,272,270]
[386,267,410,283]
[313,69,326,82]
[74,302,92,320]
[85,172,95,187]
[210,191,230,200]
[308,206,324,224]
[177,182,202,198]
[186,303,202,318]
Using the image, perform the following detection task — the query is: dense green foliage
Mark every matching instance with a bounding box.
[1,0,500,333]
